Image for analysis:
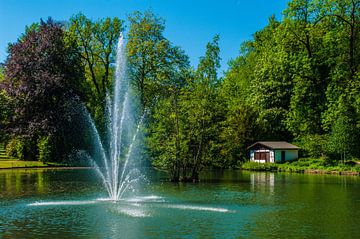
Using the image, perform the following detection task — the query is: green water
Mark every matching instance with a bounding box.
[0,169,359,238]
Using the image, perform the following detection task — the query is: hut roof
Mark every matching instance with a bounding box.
[247,141,300,150]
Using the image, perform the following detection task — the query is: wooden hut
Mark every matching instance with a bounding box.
[247,141,300,163]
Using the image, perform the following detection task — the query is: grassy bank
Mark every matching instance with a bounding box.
[0,160,76,169]
[241,158,360,175]
[0,160,48,169]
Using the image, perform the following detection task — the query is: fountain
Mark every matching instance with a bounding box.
[88,34,145,201]
[26,36,233,222]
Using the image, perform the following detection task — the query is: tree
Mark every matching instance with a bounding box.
[126,11,191,181]
[147,36,221,182]
[328,116,358,162]
[69,13,124,130]
[148,81,189,181]
[249,17,293,140]
[321,0,359,79]
[0,65,11,142]
[283,0,328,136]
[180,35,222,180]
[217,0,359,164]
[320,0,359,130]
[219,54,260,166]
[2,18,85,160]
[127,11,189,110]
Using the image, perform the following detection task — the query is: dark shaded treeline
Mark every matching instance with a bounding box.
[0,0,359,181]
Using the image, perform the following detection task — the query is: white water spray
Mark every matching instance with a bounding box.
[89,34,145,200]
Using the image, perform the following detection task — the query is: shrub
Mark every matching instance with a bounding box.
[241,161,278,171]
[6,138,25,159]
[353,165,360,173]
[37,136,53,162]
[241,158,359,174]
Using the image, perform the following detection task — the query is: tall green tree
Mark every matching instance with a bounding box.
[148,36,221,181]
[328,115,359,162]
[180,35,222,180]
[127,11,189,110]
[219,52,260,166]
[283,0,328,137]
[148,78,189,181]
[321,0,359,130]
[250,17,293,140]
[126,11,190,180]
[69,13,124,130]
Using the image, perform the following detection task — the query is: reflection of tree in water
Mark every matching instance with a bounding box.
[0,169,47,196]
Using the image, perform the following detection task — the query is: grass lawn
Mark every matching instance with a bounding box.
[0,160,48,169]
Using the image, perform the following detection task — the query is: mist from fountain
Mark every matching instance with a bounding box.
[88,34,144,201]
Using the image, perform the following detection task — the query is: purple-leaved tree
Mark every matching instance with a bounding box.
[1,18,86,160]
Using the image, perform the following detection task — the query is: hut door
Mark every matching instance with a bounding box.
[281,151,285,163]
[254,152,270,162]
[265,152,270,163]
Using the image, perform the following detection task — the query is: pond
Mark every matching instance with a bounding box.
[0,169,359,238]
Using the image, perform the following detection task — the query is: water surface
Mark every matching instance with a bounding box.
[0,169,359,238]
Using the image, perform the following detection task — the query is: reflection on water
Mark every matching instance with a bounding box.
[0,169,99,199]
[250,172,275,194]
[0,169,359,239]
[0,169,48,197]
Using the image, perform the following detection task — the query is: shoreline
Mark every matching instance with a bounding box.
[241,167,359,176]
[240,159,360,176]
[241,168,359,176]
[0,165,94,170]
[1,164,359,176]
[303,169,359,176]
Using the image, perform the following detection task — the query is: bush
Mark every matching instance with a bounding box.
[6,137,37,160]
[6,138,25,159]
[37,136,53,162]
[353,165,360,173]
[241,158,359,174]
[241,161,278,171]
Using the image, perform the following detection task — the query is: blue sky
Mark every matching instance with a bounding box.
[0,0,289,73]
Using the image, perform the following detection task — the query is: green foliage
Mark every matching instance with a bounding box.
[37,136,53,163]
[148,35,222,181]
[0,91,10,142]
[327,116,359,161]
[179,35,223,178]
[0,65,3,81]
[127,11,189,110]
[5,138,34,160]
[0,65,10,142]
[1,1,359,175]
[219,0,360,166]
[69,13,124,132]
[295,134,328,158]
[242,158,360,174]
[219,55,260,166]
[147,93,186,180]
[241,162,278,171]
[6,138,22,158]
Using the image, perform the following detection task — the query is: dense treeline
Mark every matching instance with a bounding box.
[0,0,359,181]
[222,0,360,163]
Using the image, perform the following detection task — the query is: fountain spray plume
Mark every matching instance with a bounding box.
[88,33,146,200]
